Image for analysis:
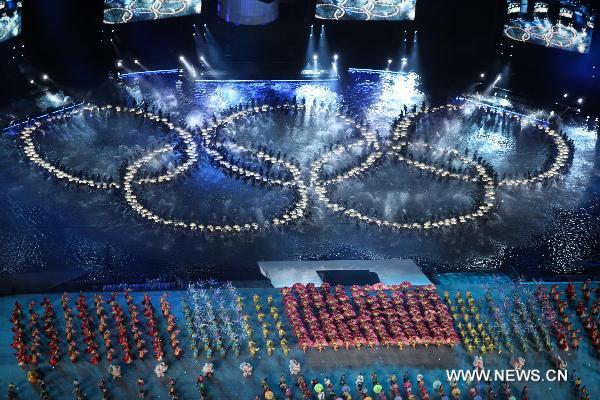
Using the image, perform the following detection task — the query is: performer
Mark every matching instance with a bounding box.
[138,377,145,398]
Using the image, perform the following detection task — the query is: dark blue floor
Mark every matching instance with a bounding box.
[0,69,598,282]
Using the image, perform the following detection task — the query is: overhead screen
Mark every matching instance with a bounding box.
[0,0,21,43]
[104,0,202,24]
[504,0,595,53]
[315,0,416,21]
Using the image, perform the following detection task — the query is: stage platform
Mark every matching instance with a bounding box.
[258,259,431,288]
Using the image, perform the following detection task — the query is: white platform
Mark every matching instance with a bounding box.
[258,259,431,288]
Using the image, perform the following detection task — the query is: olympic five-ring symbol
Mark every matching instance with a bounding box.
[18,100,573,235]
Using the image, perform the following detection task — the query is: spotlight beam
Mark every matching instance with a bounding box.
[179,56,197,78]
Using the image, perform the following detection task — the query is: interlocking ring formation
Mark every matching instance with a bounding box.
[311,104,496,230]
[20,104,197,190]
[17,99,573,235]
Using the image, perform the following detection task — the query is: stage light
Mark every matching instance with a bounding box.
[495,74,502,82]
[480,73,486,78]
[563,93,568,98]
[401,58,407,65]
[333,54,338,60]
[134,59,139,65]
[179,56,185,62]
[30,80,34,84]
[388,59,392,64]
[199,56,210,69]
[313,54,318,60]
[117,60,123,68]
[42,74,48,81]
[577,98,583,104]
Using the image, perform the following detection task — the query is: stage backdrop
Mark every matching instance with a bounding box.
[315,0,416,21]
[503,0,595,53]
[103,0,202,24]
[0,0,21,42]
[218,0,279,25]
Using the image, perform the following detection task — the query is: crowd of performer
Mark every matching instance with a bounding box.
[8,281,599,399]
[393,103,575,186]
[252,370,536,400]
